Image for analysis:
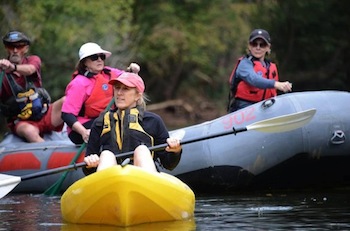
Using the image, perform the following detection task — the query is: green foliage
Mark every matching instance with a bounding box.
[250,0,350,91]
[1,0,134,100]
[134,0,252,104]
[0,0,349,122]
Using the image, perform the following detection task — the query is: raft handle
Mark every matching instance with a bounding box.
[330,130,346,145]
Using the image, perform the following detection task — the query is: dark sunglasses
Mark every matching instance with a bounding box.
[250,41,268,48]
[89,53,106,61]
[5,43,27,50]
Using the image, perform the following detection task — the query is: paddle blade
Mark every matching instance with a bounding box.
[170,129,186,140]
[0,174,21,199]
[247,108,316,133]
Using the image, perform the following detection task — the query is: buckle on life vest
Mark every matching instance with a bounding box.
[16,89,39,102]
[17,102,33,120]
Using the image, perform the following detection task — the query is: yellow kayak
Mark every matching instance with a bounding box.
[61,165,195,227]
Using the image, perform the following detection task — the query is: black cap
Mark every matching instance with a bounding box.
[2,31,31,45]
[249,29,271,44]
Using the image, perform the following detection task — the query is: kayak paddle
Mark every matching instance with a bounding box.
[43,98,115,196]
[42,143,85,196]
[0,108,316,199]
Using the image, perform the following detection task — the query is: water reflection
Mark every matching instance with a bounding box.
[1,189,350,231]
[1,194,62,231]
[61,220,196,231]
[195,191,350,230]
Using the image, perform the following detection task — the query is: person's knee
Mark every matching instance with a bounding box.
[133,145,156,172]
[97,150,117,171]
[134,145,152,164]
[134,145,150,157]
[16,123,43,142]
[16,123,38,135]
[100,150,115,159]
[58,96,65,106]
[50,97,65,127]
[52,96,65,110]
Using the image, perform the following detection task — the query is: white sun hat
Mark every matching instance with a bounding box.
[78,42,112,61]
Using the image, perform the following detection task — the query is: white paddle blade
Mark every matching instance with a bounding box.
[247,108,316,133]
[0,174,22,199]
[169,129,186,140]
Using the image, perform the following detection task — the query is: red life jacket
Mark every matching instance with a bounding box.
[229,55,278,103]
[80,70,116,118]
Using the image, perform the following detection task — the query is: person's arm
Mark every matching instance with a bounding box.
[150,113,182,170]
[72,121,90,143]
[237,58,292,92]
[61,78,88,126]
[0,59,17,72]
[14,62,37,76]
[17,55,41,77]
[106,62,140,77]
[83,118,103,175]
[62,78,92,142]
[0,56,40,77]
[86,118,104,156]
[105,66,124,77]
[236,58,275,89]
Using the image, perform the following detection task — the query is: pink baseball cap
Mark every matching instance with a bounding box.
[109,72,145,93]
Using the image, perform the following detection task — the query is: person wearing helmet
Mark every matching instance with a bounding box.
[227,29,292,113]
[0,31,64,142]
[61,42,140,144]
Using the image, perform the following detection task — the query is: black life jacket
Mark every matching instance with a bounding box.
[0,72,51,121]
[96,107,154,164]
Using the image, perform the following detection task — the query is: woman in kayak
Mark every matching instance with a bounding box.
[83,72,182,174]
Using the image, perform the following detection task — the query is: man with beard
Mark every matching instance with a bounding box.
[0,31,64,142]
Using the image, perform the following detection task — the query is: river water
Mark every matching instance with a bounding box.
[1,188,349,231]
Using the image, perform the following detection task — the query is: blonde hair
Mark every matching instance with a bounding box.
[137,93,150,110]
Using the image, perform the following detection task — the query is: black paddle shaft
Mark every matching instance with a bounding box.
[113,126,247,159]
[20,126,245,181]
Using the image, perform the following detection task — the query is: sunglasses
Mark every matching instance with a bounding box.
[89,53,106,61]
[5,44,27,50]
[250,41,268,48]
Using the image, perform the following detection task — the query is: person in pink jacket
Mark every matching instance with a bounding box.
[61,42,140,144]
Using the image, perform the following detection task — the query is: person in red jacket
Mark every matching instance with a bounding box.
[227,29,292,113]
[0,31,64,142]
[61,42,140,144]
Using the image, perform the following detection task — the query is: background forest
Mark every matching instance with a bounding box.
[1,0,349,134]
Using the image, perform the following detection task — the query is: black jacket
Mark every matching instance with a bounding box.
[83,109,181,175]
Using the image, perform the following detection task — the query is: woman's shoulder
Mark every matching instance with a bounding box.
[236,56,254,70]
[143,111,168,133]
[143,111,167,127]
[69,74,93,85]
[104,66,124,76]
[241,55,255,63]
[144,110,162,120]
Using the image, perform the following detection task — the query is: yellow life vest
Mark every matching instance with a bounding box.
[100,107,154,163]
